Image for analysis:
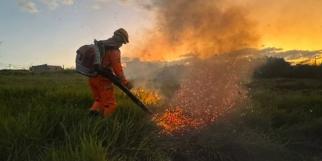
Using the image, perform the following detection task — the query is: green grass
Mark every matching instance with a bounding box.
[0,72,167,161]
[243,78,322,158]
[1,71,322,161]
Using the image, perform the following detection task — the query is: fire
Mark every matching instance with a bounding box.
[152,105,233,135]
[127,1,258,134]
[132,87,206,135]
[132,87,161,106]
[152,107,204,135]
[145,52,256,135]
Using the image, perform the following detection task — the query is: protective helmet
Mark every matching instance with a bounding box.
[113,28,129,44]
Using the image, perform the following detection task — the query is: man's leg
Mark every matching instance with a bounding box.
[100,84,117,118]
[88,78,104,114]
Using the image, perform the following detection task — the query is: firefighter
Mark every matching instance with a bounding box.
[89,28,132,117]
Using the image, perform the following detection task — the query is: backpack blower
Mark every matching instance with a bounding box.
[75,40,152,115]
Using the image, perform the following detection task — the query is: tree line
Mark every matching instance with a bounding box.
[254,57,322,79]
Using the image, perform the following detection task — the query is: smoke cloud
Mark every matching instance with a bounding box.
[132,0,259,61]
[119,0,262,134]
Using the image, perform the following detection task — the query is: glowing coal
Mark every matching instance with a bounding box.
[153,107,203,135]
[152,50,260,135]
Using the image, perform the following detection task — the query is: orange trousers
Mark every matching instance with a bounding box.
[89,75,116,117]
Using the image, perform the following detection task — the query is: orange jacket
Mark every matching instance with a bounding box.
[101,48,128,85]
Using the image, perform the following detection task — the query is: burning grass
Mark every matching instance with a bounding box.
[152,105,235,135]
[148,53,256,135]
[132,87,161,106]
[153,107,203,135]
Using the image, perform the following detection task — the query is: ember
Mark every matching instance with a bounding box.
[153,107,203,135]
[150,52,258,135]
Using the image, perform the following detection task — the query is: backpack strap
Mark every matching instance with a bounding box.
[93,39,105,65]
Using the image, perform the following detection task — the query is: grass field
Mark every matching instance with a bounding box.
[1,71,322,161]
[246,79,322,157]
[0,71,167,161]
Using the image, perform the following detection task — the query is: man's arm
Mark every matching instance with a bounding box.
[109,49,129,86]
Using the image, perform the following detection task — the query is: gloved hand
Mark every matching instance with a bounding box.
[124,81,133,90]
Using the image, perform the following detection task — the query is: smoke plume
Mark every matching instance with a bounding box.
[122,0,262,134]
[135,0,259,61]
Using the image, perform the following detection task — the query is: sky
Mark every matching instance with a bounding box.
[0,0,322,69]
[236,0,322,50]
[0,0,153,69]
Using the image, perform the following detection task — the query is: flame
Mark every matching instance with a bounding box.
[132,87,161,106]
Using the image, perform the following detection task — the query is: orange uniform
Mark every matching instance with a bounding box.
[89,48,127,117]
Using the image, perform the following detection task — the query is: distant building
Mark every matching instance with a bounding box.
[29,64,63,73]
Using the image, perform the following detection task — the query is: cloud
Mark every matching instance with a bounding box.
[261,48,322,64]
[16,0,75,13]
[41,0,75,10]
[90,0,110,10]
[91,4,102,10]
[42,0,59,9]
[62,0,74,5]
[17,0,39,13]
[90,0,136,10]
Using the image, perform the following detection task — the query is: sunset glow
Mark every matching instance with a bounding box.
[0,0,321,68]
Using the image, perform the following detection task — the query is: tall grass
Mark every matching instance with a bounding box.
[0,72,167,161]
[243,79,322,158]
